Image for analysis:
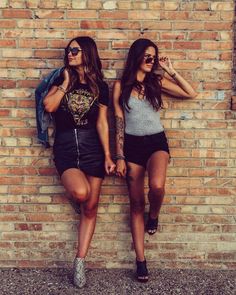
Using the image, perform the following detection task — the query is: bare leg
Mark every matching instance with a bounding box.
[126,162,146,261]
[77,175,103,258]
[61,168,90,203]
[61,169,103,288]
[146,151,169,234]
[61,169,103,258]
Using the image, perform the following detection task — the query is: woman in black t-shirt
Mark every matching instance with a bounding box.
[44,36,115,288]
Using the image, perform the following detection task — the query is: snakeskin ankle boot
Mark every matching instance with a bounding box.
[73,257,86,288]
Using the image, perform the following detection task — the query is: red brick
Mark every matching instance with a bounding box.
[173,42,201,50]
[161,11,189,20]
[204,22,232,31]
[190,11,220,21]
[81,20,110,29]
[173,22,204,30]
[34,50,63,59]
[189,32,219,40]
[0,110,11,116]
[161,33,185,40]
[49,20,80,28]
[19,39,47,48]
[99,11,128,19]
[14,223,42,231]
[0,20,17,28]
[195,2,210,10]
[203,82,231,90]
[67,10,97,19]
[2,9,33,18]
[35,10,64,19]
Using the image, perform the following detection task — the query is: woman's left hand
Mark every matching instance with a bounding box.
[105,157,116,175]
[159,56,175,76]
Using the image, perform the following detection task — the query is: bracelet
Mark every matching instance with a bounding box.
[170,72,176,78]
[57,85,67,94]
[115,155,125,160]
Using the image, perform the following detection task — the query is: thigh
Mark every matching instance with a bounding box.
[61,168,90,194]
[126,162,146,199]
[147,151,169,187]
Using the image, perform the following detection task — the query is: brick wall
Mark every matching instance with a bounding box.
[0,0,235,269]
[232,1,236,109]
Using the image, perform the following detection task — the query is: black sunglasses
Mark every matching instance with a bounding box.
[66,47,82,56]
[144,55,157,64]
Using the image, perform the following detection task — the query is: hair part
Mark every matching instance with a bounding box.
[64,36,103,98]
[120,38,163,111]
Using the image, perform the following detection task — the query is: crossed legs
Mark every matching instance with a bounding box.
[61,168,103,258]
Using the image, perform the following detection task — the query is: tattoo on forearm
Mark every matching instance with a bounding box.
[115,116,124,155]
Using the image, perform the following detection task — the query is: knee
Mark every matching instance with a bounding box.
[70,187,90,203]
[130,199,145,214]
[83,202,98,219]
[149,183,165,197]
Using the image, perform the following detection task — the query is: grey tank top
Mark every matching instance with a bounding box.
[124,96,164,136]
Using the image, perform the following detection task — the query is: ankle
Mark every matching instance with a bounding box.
[136,257,146,263]
[148,210,159,220]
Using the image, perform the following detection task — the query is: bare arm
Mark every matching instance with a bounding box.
[113,81,125,158]
[43,69,69,112]
[159,56,198,99]
[96,104,116,175]
[113,80,127,177]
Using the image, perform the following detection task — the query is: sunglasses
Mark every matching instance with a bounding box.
[144,55,157,64]
[66,47,83,56]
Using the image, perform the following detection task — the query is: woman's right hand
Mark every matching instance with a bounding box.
[63,68,70,86]
[116,159,127,178]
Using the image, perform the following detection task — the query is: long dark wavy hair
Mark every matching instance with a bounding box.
[120,38,163,111]
[64,36,103,98]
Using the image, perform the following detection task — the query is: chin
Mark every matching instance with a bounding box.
[145,68,152,73]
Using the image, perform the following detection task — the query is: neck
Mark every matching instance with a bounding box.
[76,66,86,83]
[136,70,146,82]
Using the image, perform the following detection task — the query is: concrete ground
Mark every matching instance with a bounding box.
[0,268,235,295]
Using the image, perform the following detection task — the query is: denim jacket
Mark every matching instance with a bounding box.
[35,67,64,147]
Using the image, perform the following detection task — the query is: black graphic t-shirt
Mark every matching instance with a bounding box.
[52,75,109,131]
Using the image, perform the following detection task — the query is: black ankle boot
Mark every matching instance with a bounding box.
[136,259,149,283]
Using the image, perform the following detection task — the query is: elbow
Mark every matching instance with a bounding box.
[191,91,198,99]
[43,100,54,113]
[185,91,198,99]
[97,120,108,134]
[97,121,106,131]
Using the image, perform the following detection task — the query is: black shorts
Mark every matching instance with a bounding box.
[124,131,170,168]
[53,128,105,178]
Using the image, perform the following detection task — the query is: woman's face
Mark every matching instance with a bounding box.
[66,40,83,67]
[139,46,157,73]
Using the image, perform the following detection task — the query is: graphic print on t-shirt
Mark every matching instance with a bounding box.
[60,88,97,126]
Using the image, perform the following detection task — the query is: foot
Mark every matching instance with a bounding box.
[136,259,148,283]
[146,216,159,235]
[73,257,86,288]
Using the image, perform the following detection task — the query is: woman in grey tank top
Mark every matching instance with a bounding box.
[113,39,197,283]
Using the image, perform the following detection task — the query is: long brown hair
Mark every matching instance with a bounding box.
[64,36,103,98]
[120,38,163,111]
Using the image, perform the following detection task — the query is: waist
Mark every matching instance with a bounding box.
[55,127,97,138]
[125,131,166,139]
